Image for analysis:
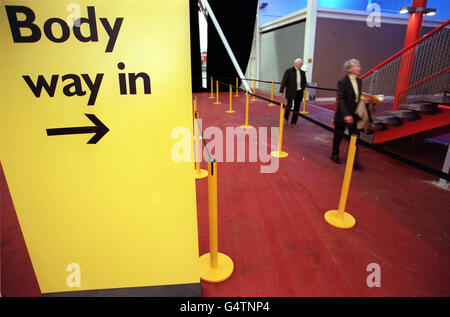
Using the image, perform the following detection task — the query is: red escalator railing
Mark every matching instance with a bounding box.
[361,20,450,117]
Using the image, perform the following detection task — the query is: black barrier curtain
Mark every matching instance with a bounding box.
[207,0,258,91]
[190,0,203,92]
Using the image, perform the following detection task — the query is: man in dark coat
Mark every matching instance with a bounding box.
[332,58,366,170]
[279,58,307,127]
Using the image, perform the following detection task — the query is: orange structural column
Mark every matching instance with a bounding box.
[393,0,427,109]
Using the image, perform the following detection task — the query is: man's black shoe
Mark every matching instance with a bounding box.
[331,155,341,164]
[353,161,363,171]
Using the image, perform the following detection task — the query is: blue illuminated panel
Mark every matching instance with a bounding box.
[258,0,449,25]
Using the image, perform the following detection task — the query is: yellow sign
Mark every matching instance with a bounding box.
[0,0,200,295]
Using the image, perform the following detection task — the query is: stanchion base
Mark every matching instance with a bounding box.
[300,111,309,114]
[324,210,356,229]
[226,110,236,113]
[209,96,215,99]
[432,180,449,190]
[240,125,253,130]
[235,95,239,97]
[214,102,222,104]
[195,169,208,179]
[270,150,288,158]
[199,252,234,283]
[250,98,257,102]
[268,103,275,107]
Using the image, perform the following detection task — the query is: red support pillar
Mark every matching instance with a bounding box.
[393,0,427,110]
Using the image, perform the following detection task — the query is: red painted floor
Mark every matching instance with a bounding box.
[1,91,449,297]
[195,91,450,297]
[1,165,41,297]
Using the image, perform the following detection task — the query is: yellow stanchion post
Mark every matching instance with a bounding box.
[251,80,257,101]
[324,134,357,229]
[270,103,288,158]
[300,87,309,114]
[226,84,235,113]
[235,77,239,97]
[240,92,253,130]
[199,160,234,283]
[268,81,275,107]
[209,77,215,99]
[194,117,207,179]
[194,95,197,114]
[193,96,202,140]
[214,80,221,104]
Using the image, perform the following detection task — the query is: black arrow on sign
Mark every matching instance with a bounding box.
[46,114,109,144]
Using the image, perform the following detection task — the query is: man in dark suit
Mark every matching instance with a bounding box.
[279,58,307,127]
[332,58,366,170]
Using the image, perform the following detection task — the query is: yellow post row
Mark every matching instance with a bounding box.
[0,0,200,295]
[324,135,357,229]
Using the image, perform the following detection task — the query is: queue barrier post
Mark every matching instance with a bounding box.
[199,160,234,283]
[300,87,309,114]
[209,77,215,99]
[324,134,357,229]
[251,80,257,101]
[194,116,207,179]
[270,103,288,158]
[268,81,275,107]
[193,96,202,139]
[240,92,253,130]
[226,84,235,113]
[194,95,197,115]
[235,77,239,97]
[214,80,221,104]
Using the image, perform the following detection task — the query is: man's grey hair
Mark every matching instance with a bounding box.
[343,58,360,75]
[294,58,303,64]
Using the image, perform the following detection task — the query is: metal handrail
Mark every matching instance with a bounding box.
[360,20,450,79]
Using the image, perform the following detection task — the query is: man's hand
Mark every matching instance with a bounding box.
[344,116,354,124]
[279,92,283,97]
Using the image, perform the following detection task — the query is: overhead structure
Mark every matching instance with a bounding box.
[200,0,252,92]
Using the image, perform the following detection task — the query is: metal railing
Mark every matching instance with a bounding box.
[361,20,450,116]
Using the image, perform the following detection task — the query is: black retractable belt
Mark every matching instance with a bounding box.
[211,79,450,181]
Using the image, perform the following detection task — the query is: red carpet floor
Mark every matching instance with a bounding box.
[195,91,450,297]
[1,91,449,297]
